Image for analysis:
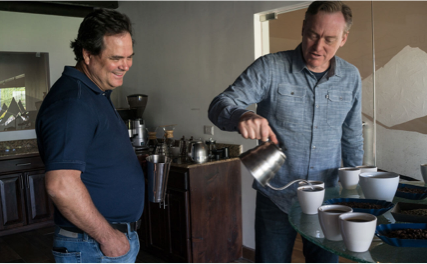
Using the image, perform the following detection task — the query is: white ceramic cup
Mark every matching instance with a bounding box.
[318,205,353,241]
[298,180,325,188]
[359,172,399,202]
[297,186,325,215]
[338,167,361,190]
[421,164,427,183]
[356,165,377,174]
[339,212,377,252]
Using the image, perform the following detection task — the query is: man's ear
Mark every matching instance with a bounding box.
[339,31,349,48]
[82,49,91,65]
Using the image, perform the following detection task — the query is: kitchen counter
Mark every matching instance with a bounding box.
[0,139,39,160]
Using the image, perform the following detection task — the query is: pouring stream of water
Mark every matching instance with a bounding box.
[266,179,314,191]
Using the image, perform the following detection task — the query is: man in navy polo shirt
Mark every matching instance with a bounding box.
[36,9,144,263]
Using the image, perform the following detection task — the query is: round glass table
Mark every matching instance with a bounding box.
[288,181,427,263]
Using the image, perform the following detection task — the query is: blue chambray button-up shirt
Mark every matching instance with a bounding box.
[208,44,364,213]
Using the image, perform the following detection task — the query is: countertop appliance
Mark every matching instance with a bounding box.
[117,94,149,150]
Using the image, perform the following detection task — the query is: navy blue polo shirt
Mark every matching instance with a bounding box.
[36,66,145,227]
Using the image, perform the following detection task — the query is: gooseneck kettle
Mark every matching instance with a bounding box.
[239,141,309,190]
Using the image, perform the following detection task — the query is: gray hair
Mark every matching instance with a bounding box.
[305,1,353,33]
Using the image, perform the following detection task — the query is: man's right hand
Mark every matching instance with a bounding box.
[99,229,130,257]
[238,112,278,144]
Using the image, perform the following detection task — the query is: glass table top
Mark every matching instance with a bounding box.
[288,181,427,263]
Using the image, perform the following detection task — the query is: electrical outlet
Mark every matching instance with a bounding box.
[204,125,214,135]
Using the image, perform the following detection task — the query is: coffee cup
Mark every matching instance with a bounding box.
[421,164,427,183]
[297,186,325,215]
[356,165,377,174]
[318,205,353,241]
[338,167,361,190]
[339,212,377,252]
[298,180,324,188]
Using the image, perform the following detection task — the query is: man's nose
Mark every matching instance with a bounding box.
[119,59,131,71]
[313,39,324,51]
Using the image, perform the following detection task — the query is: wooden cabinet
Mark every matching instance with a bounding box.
[0,155,54,236]
[138,158,242,263]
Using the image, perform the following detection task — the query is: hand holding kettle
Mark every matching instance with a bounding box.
[238,112,279,144]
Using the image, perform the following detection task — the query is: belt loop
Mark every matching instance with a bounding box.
[127,222,131,234]
[83,232,89,242]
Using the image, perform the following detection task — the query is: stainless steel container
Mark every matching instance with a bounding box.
[188,140,209,163]
[146,155,172,204]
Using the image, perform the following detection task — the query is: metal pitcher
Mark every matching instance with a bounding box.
[239,141,309,190]
[188,140,209,163]
[146,155,172,207]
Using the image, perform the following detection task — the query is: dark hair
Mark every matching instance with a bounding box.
[70,8,133,62]
[305,1,353,33]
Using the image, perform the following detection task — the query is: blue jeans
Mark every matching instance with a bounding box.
[52,223,140,263]
[255,193,338,263]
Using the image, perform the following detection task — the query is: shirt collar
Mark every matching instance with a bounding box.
[62,66,111,95]
[292,44,340,79]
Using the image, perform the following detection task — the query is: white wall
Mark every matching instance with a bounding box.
[117,1,302,249]
[0,11,81,140]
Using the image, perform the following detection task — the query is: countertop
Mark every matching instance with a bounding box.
[1,139,243,165]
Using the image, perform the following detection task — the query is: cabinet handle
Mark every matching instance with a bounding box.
[20,175,24,190]
[16,162,31,166]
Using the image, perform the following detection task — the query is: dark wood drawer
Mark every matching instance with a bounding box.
[0,156,44,174]
[168,167,188,191]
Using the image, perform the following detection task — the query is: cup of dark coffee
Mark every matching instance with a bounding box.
[339,212,377,252]
[297,186,325,214]
[338,167,360,190]
[318,205,353,241]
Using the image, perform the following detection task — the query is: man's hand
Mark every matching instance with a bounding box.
[238,112,278,144]
[99,229,130,257]
[45,170,131,258]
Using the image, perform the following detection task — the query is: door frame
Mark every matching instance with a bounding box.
[253,2,310,59]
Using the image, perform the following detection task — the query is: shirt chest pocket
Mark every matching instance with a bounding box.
[275,84,306,125]
[326,90,353,127]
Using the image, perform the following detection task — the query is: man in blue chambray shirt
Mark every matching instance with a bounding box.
[208,1,363,263]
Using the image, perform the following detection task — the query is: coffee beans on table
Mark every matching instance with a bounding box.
[386,229,427,239]
[401,208,427,216]
[397,187,427,194]
[334,202,386,209]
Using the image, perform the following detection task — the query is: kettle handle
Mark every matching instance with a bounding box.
[266,179,310,191]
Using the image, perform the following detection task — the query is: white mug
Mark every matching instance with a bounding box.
[318,205,353,241]
[356,165,377,174]
[338,167,361,190]
[420,164,427,183]
[339,212,377,252]
[297,186,325,214]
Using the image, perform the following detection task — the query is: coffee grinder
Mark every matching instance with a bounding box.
[125,94,149,150]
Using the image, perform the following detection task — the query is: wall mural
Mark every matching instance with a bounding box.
[362,45,427,135]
